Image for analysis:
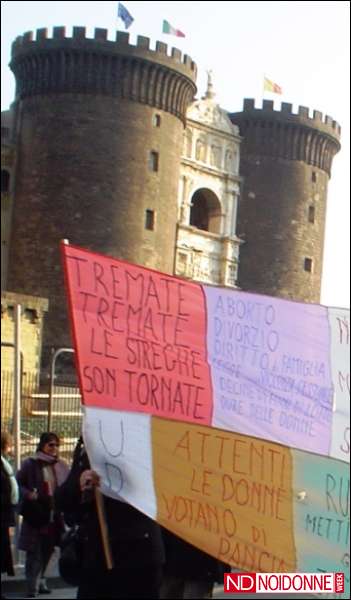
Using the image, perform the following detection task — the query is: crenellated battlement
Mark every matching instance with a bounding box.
[11,26,197,79]
[235,98,341,139]
[229,98,341,176]
[230,100,342,302]
[10,27,197,124]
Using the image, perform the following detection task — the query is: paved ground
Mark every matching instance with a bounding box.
[1,549,317,599]
[1,586,318,599]
[2,574,317,600]
[1,548,74,599]
[1,588,76,599]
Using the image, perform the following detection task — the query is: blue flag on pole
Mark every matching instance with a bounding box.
[118,3,134,29]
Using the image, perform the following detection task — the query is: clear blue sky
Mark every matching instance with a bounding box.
[1,1,350,308]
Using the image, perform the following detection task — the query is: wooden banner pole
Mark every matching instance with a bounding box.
[95,487,114,570]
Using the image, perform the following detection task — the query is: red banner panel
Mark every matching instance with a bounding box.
[62,242,213,424]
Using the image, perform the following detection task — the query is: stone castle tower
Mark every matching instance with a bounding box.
[6,27,197,353]
[230,99,341,303]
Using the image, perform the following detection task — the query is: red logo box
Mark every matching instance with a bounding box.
[224,573,256,593]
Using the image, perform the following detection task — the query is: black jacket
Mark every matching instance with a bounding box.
[162,528,229,582]
[55,439,165,571]
[1,460,16,529]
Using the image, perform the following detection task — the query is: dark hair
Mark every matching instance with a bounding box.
[36,432,60,452]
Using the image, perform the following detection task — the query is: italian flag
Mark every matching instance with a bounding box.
[162,19,185,38]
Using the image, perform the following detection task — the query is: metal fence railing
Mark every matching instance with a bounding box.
[1,370,83,464]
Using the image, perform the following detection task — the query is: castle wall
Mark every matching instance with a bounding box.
[236,157,329,301]
[230,100,341,303]
[1,110,15,292]
[3,28,343,368]
[1,291,48,374]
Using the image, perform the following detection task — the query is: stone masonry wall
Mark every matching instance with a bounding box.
[1,291,48,373]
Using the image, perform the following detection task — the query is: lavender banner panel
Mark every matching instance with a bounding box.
[203,287,333,455]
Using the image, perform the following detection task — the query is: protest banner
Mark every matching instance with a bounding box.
[82,405,349,597]
[328,308,350,462]
[293,449,349,598]
[62,241,349,462]
[62,241,350,598]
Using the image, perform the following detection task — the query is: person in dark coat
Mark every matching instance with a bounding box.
[55,436,165,599]
[160,528,229,599]
[16,432,69,598]
[1,431,19,584]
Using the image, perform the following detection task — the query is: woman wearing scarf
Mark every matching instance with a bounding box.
[16,432,69,598]
[1,431,19,592]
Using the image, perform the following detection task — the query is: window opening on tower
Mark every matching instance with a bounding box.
[148,151,159,172]
[1,169,10,193]
[145,209,155,231]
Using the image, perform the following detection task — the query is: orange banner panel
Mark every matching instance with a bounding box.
[152,418,296,572]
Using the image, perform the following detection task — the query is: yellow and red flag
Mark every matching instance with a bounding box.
[264,76,283,94]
